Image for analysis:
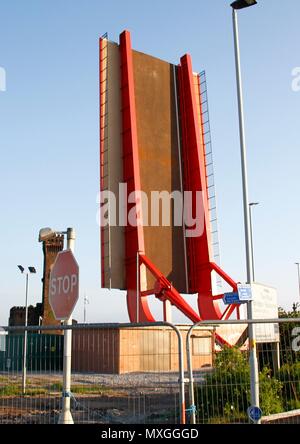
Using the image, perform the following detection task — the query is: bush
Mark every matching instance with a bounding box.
[195,347,283,423]
[278,305,300,365]
[277,362,300,410]
[259,368,283,415]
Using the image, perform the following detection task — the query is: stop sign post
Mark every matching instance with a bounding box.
[48,228,78,425]
[49,250,79,321]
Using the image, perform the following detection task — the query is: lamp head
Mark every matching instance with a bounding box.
[231,0,257,10]
[38,227,56,242]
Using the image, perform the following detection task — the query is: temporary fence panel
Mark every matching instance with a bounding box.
[0,323,184,425]
[186,319,300,425]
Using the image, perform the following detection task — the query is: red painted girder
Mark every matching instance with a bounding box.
[119,30,153,323]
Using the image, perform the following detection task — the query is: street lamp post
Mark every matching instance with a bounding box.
[295,263,300,302]
[249,202,259,282]
[84,294,89,324]
[230,0,260,421]
[17,265,36,395]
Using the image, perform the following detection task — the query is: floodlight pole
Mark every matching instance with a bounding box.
[58,228,75,425]
[232,7,260,421]
[249,203,259,282]
[296,263,300,302]
[84,294,88,324]
[136,251,140,323]
[21,272,29,395]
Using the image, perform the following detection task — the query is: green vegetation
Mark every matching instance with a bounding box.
[196,309,300,424]
[49,382,111,395]
[277,362,300,410]
[0,384,48,396]
[278,304,300,365]
[0,380,118,398]
[195,304,300,423]
[195,346,283,423]
[0,380,113,397]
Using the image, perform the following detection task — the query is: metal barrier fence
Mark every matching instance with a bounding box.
[0,322,185,425]
[1,319,299,425]
[186,318,300,425]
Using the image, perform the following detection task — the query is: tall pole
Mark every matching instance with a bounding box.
[296,263,300,302]
[232,8,260,419]
[136,251,140,323]
[22,273,29,395]
[249,203,259,282]
[84,293,89,324]
[58,227,75,424]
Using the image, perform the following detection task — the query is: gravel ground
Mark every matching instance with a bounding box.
[0,371,185,424]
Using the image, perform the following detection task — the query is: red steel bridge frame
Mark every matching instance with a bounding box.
[100,31,240,331]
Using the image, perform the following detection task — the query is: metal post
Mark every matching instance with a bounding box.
[296,263,300,302]
[186,324,215,424]
[83,293,88,324]
[177,330,186,425]
[232,8,260,421]
[249,202,259,282]
[167,323,185,424]
[249,205,255,282]
[163,300,172,323]
[22,273,29,395]
[84,298,86,324]
[58,227,75,424]
[186,327,196,424]
[136,251,140,323]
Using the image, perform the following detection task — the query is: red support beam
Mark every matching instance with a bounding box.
[119,30,154,323]
[178,56,238,321]
[140,255,202,324]
[178,55,222,320]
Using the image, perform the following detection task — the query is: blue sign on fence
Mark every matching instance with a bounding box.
[223,284,253,305]
[238,284,253,301]
[223,292,240,305]
[247,406,262,422]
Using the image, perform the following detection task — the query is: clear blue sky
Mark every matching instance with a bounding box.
[0,0,299,326]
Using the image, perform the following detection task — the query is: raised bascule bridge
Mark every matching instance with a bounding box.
[100,30,242,346]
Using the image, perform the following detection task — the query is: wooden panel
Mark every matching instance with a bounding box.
[72,328,120,374]
[132,51,187,292]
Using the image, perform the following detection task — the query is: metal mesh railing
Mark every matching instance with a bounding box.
[186,319,300,425]
[2,319,299,424]
[0,323,184,424]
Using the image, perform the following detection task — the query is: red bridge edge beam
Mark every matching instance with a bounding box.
[178,54,221,319]
[119,30,155,323]
[178,54,238,320]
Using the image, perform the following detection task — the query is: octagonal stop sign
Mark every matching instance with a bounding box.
[49,250,79,321]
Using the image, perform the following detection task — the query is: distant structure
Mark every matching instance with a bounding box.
[9,234,64,329]
[41,234,64,328]
[9,304,42,329]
